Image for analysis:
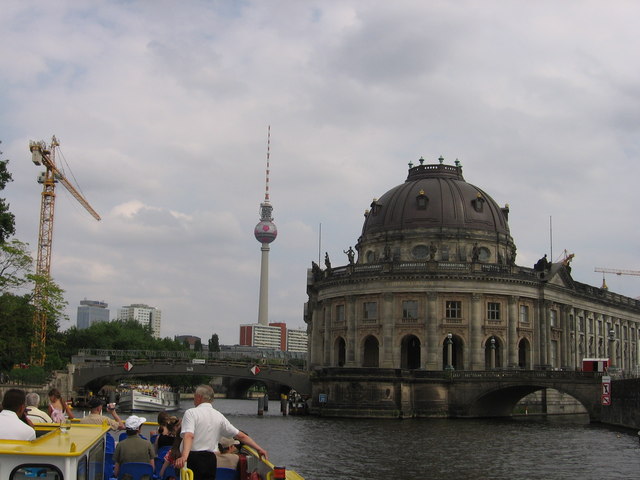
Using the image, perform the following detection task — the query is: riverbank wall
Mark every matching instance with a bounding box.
[600,378,640,430]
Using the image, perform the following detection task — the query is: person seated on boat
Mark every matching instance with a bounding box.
[113,415,155,478]
[25,392,53,423]
[0,388,36,441]
[79,397,125,430]
[216,437,241,469]
[47,388,74,422]
[156,414,180,453]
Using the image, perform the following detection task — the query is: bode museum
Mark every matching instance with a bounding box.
[304,156,640,417]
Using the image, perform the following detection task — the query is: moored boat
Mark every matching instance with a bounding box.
[117,386,180,412]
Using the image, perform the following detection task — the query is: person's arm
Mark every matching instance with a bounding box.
[235,431,268,460]
[107,405,125,429]
[159,458,170,477]
[174,432,194,469]
[113,463,120,477]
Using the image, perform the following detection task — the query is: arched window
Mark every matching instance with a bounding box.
[335,337,346,367]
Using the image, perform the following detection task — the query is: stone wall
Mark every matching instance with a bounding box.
[600,378,640,430]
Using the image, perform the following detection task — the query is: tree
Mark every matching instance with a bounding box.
[0,143,16,243]
[0,240,34,292]
[208,333,220,352]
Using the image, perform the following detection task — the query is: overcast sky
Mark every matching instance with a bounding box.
[1,1,639,345]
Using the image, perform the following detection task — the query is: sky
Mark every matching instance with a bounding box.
[1,0,639,345]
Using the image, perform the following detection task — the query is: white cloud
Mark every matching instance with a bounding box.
[2,0,639,343]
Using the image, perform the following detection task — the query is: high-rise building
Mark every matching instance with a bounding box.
[117,303,161,339]
[76,300,109,330]
[240,323,284,350]
[287,328,308,353]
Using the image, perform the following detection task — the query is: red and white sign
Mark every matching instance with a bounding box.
[601,376,611,406]
[124,361,134,372]
[250,365,261,376]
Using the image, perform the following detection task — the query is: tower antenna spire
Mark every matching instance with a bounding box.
[264,125,271,203]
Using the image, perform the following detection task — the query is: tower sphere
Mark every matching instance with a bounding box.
[254,220,277,244]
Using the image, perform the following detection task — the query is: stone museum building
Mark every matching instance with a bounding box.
[304,157,640,416]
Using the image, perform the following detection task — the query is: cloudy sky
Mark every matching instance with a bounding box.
[1,1,639,345]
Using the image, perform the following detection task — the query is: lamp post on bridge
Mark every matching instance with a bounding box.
[608,329,616,369]
[445,333,454,370]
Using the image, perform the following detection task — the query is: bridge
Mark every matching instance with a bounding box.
[312,368,607,420]
[72,358,311,397]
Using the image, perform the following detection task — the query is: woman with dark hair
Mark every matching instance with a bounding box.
[156,414,180,451]
[158,417,183,480]
[48,388,74,423]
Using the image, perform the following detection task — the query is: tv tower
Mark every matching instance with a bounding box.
[253,126,277,326]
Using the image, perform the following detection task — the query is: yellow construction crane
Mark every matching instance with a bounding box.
[29,136,101,366]
[594,267,640,290]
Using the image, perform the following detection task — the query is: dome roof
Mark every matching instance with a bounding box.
[360,159,510,238]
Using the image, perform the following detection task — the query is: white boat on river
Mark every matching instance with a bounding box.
[117,387,180,412]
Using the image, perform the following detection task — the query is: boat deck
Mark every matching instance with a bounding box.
[0,423,110,457]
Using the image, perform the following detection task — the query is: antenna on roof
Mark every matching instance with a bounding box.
[264,125,271,203]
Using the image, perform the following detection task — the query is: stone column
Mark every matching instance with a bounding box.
[560,305,569,369]
[381,293,395,368]
[426,292,439,369]
[310,304,323,367]
[508,296,518,368]
[470,294,483,369]
[323,305,332,366]
[346,301,357,367]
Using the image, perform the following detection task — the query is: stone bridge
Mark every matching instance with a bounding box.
[72,359,311,396]
[311,368,606,420]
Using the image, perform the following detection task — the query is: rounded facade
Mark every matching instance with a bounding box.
[306,158,640,377]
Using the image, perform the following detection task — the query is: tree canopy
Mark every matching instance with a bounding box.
[0,145,16,243]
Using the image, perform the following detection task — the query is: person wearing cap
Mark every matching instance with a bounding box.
[113,415,155,477]
[174,384,268,480]
[216,437,240,469]
[78,397,125,431]
[25,392,53,424]
[0,388,36,441]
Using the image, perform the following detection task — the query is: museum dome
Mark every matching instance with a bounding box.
[361,157,510,237]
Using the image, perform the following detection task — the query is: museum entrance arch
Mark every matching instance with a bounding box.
[363,335,380,367]
[401,334,421,369]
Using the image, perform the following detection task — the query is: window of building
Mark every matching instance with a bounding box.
[363,302,378,321]
[519,305,529,323]
[335,304,345,322]
[440,245,450,261]
[446,301,462,319]
[578,316,584,333]
[550,310,557,328]
[487,302,501,321]
[402,300,418,320]
[416,190,429,210]
[412,245,428,259]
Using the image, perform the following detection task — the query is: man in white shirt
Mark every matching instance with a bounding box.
[25,392,53,423]
[0,388,36,441]
[174,384,268,480]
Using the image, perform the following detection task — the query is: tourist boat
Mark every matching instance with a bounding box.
[117,387,180,412]
[0,422,305,480]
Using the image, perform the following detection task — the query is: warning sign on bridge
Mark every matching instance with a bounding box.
[250,365,261,375]
[124,361,133,372]
[601,394,611,406]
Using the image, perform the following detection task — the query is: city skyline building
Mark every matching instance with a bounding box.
[240,323,284,350]
[117,303,162,339]
[287,328,308,353]
[76,299,109,330]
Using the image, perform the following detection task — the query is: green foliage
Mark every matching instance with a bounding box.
[0,239,33,292]
[9,365,48,385]
[60,319,188,359]
[0,149,16,243]
[0,293,34,370]
[208,333,220,352]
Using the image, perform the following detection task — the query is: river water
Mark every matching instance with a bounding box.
[129,399,640,480]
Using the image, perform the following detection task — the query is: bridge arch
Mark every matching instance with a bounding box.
[451,381,598,420]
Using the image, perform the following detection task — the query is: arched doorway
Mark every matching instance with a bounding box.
[363,335,379,367]
[401,335,421,369]
[518,338,530,369]
[442,334,463,370]
[484,336,502,369]
[335,337,346,367]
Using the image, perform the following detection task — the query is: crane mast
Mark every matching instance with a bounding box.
[29,137,100,366]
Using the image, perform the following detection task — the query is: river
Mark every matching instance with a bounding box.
[126,399,640,480]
